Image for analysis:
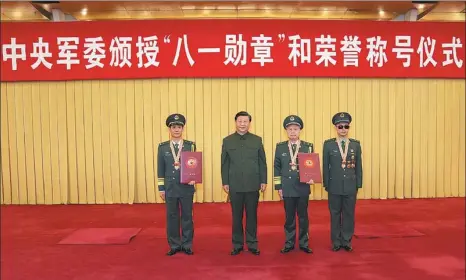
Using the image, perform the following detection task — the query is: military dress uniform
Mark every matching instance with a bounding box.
[274,115,314,254]
[157,114,196,256]
[322,112,363,252]
[221,130,267,255]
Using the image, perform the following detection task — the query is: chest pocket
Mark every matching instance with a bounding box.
[244,145,258,159]
[330,150,340,157]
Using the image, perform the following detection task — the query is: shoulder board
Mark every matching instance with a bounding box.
[324,138,336,143]
[349,138,360,143]
[184,140,194,144]
[277,141,287,146]
[301,141,311,146]
[159,141,169,146]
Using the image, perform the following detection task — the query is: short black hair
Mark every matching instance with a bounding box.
[235,111,252,121]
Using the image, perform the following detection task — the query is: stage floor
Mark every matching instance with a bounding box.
[1,198,465,280]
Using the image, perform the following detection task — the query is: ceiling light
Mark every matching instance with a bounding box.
[378,10,385,16]
[238,4,255,10]
[203,7,213,14]
[81,8,87,16]
[182,5,195,10]
[12,10,23,18]
[216,5,236,10]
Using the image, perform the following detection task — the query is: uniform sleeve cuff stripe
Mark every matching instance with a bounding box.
[273,177,282,184]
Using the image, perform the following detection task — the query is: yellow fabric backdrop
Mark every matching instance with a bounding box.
[1,78,465,204]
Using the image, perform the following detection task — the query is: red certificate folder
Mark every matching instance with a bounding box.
[298,153,322,184]
[180,151,203,184]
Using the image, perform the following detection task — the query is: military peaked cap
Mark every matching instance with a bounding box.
[283,115,303,129]
[166,113,186,127]
[332,112,352,125]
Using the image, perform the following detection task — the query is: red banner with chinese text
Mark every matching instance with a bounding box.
[1,19,464,82]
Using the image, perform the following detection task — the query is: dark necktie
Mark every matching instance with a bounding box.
[174,143,179,153]
[341,140,345,150]
[292,144,297,152]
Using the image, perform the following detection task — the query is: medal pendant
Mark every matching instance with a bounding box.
[341,163,346,169]
[291,165,297,171]
[352,164,355,168]
[174,162,180,170]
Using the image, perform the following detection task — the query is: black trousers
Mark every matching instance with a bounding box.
[283,196,310,248]
[165,196,194,249]
[229,191,260,250]
[328,194,357,247]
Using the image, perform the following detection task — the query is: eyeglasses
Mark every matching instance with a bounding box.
[337,125,350,129]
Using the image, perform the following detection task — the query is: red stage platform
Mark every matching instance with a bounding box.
[1,198,464,280]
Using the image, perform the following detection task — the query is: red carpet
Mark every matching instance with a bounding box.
[354,224,425,238]
[1,198,464,280]
[57,228,141,245]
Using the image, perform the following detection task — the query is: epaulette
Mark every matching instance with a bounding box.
[324,138,336,143]
[349,138,360,143]
[277,141,288,146]
[184,140,193,144]
[301,141,311,146]
[159,141,169,146]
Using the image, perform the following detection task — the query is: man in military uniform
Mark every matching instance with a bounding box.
[322,112,363,252]
[157,113,196,256]
[274,115,314,254]
[221,111,267,256]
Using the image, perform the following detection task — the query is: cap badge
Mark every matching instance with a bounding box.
[290,116,295,121]
[174,115,179,120]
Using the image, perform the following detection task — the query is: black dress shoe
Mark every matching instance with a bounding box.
[166,248,181,256]
[230,248,243,255]
[280,247,294,253]
[182,248,194,255]
[343,245,353,252]
[332,245,341,252]
[300,247,313,254]
[248,248,260,255]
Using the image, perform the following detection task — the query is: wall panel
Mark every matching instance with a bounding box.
[1,78,464,204]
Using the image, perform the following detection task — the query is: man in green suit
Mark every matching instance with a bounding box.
[274,115,314,254]
[323,112,363,252]
[221,111,267,256]
[157,113,196,256]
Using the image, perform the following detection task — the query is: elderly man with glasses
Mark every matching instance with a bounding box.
[323,112,363,253]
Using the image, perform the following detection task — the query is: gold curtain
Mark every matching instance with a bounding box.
[1,78,465,204]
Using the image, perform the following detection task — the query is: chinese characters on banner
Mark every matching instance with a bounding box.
[1,19,464,81]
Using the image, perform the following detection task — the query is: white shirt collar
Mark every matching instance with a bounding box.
[338,137,348,142]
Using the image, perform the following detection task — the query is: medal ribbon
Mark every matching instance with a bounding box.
[288,140,301,168]
[336,139,349,167]
[170,139,184,167]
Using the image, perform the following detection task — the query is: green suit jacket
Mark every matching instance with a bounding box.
[157,139,196,198]
[322,138,363,196]
[274,140,314,197]
[221,132,267,192]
